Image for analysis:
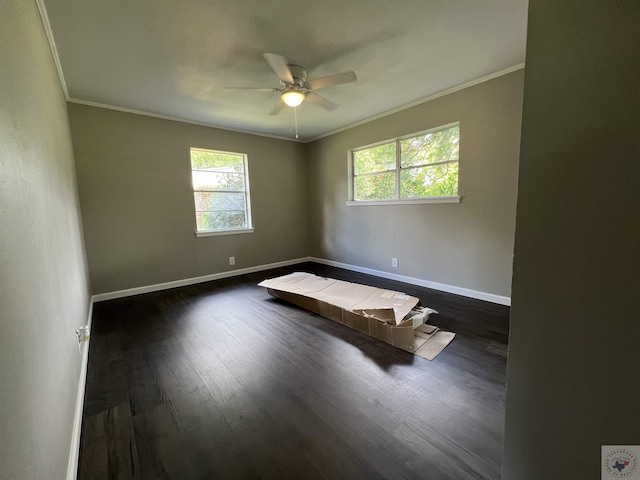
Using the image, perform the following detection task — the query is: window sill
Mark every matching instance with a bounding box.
[196,228,254,238]
[345,196,461,207]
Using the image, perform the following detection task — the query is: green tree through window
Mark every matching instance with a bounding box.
[190,148,252,233]
[352,124,459,201]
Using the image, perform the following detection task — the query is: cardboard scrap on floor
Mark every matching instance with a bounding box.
[258,272,455,361]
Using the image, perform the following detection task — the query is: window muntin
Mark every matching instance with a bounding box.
[190,148,252,233]
[352,124,459,202]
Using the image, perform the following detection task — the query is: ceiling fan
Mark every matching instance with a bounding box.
[228,53,357,115]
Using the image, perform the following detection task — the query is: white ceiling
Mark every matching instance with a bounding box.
[42,0,528,141]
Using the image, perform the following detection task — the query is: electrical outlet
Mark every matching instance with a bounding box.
[392,257,398,268]
[229,256,235,266]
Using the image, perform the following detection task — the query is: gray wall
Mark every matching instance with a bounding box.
[503,1,640,479]
[68,104,310,294]
[0,2,92,479]
[307,71,524,298]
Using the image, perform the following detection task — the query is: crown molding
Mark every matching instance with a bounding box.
[306,63,525,142]
[70,63,523,144]
[35,0,68,99]
[66,98,306,143]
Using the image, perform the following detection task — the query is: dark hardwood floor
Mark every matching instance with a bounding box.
[78,262,509,480]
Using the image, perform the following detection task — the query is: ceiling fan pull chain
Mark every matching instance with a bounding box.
[295,107,299,139]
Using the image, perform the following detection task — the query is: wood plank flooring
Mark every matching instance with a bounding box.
[78,262,510,480]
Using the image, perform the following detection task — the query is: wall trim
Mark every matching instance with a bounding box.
[92,256,511,305]
[91,257,312,302]
[309,257,511,306]
[66,298,93,480]
[68,66,524,145]
[67,98,305,144]
[35,0,69,98]
[307,63,525,142]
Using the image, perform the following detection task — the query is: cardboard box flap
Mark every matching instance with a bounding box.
[351,308,396,324]
[266,289,322,315]
[413,331,456,361]
[293,274,336,293]
[352,289,420,325]
[314,292,359,311]
[258,272,335,295]
[317,280,377,303]
[258,271,309,287]
[314,281,378,310]
[415,324,438,335]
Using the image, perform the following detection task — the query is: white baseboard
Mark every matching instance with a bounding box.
[309,257,511,306]
[91,257,312,302]
[66,298,93,480]
[91,256,510,306]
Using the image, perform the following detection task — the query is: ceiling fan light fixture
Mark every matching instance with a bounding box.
[281,89,305,107]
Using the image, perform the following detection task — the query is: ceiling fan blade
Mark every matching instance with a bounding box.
[225,87,279,92]
[263,53,294,84]
[269,98,286,115]
[307,70,357,90]
[304,92,338,111]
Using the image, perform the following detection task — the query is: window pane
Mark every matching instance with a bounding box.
[194,192,246,211]
[355,171,396,200]
[400,126,459,168]
[192,171,245,191]
[353,142,396,175]
[191,150,244,172]
[400,162,459,198]
[196,211,247,231]
[190,147,251,233]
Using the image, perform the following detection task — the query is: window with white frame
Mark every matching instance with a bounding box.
[351,123,460,203]
[190,148,252,236]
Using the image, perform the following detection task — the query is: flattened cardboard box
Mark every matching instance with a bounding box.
[259,272,455,360]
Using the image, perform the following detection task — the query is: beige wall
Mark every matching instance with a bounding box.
[503,1,640,478]
[68,104,310,294]
[0,2,92,479]
[307,71,524,298]
[70,71,523,301]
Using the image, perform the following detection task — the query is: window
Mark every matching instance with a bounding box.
[350,123,460,205]
[190,148,253,236]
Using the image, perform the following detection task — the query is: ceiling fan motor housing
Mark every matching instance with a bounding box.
[287,65,308,88]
